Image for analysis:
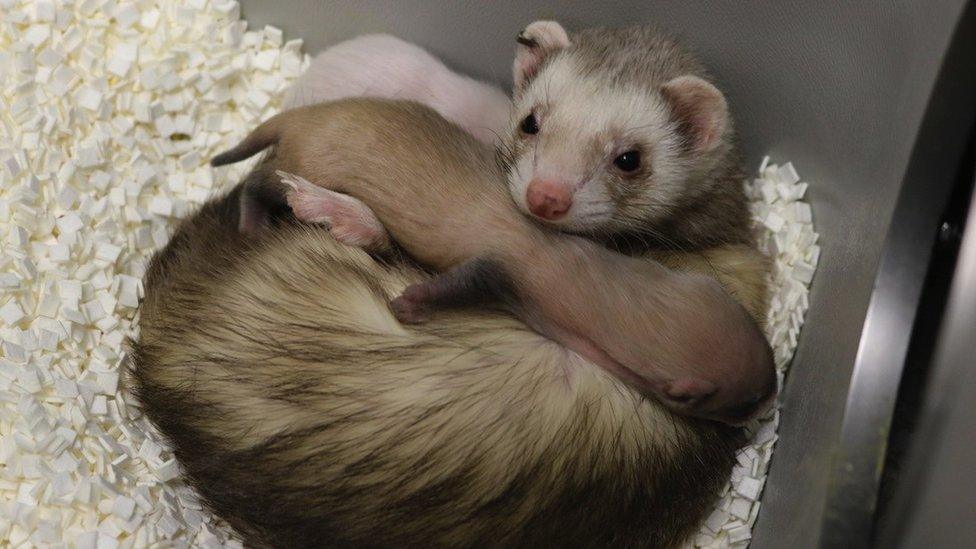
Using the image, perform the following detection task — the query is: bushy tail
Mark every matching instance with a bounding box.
[211,112,287,166]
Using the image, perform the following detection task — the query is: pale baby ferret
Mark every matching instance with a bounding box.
[283,33,511,145]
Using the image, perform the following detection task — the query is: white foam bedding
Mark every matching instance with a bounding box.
[0,1,818,547]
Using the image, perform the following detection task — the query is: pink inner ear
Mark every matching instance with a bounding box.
[660,76,728,152]
[513,54,542,89]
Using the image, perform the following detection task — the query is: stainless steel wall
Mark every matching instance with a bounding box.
[236,2,969,546]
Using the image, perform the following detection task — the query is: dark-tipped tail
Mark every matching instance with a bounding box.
[210,112,285,167]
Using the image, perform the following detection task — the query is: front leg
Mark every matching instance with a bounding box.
[277,170,391,253]
[390,258,516,324]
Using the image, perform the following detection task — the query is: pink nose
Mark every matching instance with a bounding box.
[526,180,573,220]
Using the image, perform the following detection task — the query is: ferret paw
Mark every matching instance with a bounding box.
[390,291,432,324]
[277,170,391,252]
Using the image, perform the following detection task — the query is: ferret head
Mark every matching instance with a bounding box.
[500,22,733,239]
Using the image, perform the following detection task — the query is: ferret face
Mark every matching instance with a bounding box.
[501,56,688,238]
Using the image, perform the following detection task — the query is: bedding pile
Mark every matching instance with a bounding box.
[0,1,305,546]
[0,1,817,546]
[690,159,819,548]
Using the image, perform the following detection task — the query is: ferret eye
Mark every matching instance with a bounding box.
[520,113,539,135]
[613,150,641,172]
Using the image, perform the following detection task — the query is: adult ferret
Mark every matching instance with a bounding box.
[129,182,744,547]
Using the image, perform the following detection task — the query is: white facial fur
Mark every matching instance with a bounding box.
[504,55,690,235]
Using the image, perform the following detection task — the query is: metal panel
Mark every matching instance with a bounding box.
[878,167,976,549]
[236,2,968,546]
[820,2,976,545]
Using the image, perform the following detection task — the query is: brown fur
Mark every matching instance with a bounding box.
[129,184,743,548]
[211,99,775,424]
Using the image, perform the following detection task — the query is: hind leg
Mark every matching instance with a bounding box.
[278,171,391,253]
[390,258,515,324]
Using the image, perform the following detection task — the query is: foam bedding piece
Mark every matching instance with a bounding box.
[0,1,818,547]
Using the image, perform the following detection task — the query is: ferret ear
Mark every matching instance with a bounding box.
[513,20,571,92]
[660,75,728,152]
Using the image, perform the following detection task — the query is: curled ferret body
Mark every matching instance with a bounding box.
[212,98,775,424]
[128,184,742,548]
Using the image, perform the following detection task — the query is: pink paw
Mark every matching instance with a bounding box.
[277,170,391,251]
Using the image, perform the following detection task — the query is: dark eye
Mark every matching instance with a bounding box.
[613,150,641,172]
[520,113,539,135]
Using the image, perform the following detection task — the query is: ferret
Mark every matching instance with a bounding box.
[210,98,775,425]
[128,181,744,548]
[502,22,752,252]
[284,33,512,144]
[238,33,512,235]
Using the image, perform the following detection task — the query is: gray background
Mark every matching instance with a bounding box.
[238,2,969,546]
